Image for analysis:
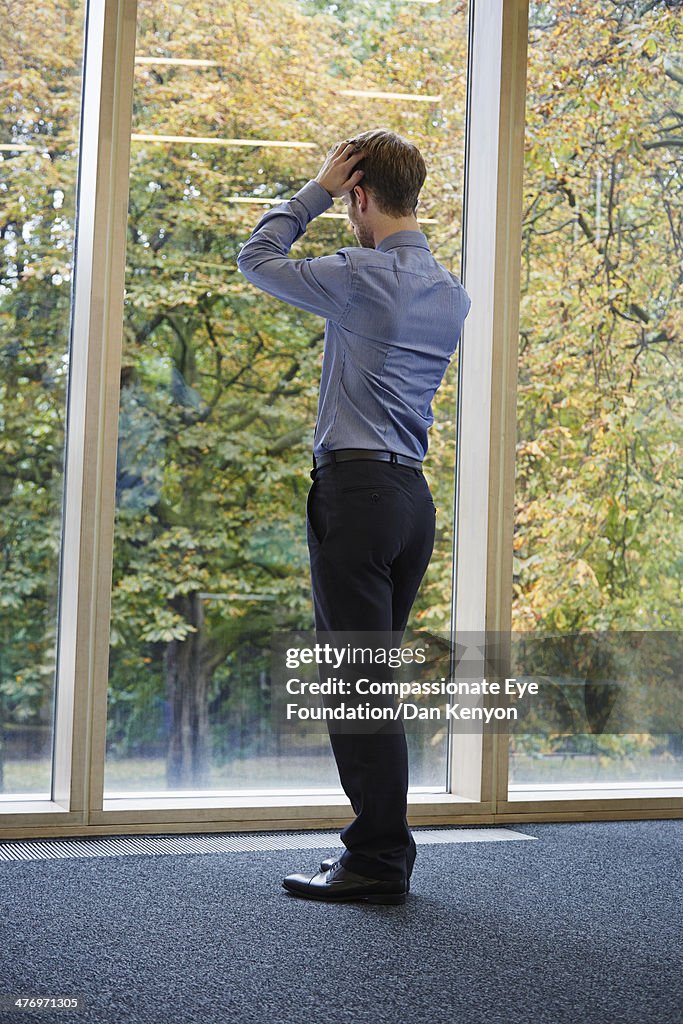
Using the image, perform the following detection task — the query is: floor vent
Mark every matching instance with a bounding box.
[0,827,533,862]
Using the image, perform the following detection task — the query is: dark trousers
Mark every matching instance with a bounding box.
[306,458,436,882]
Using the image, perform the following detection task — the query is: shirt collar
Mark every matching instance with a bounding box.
[376,230,431,253]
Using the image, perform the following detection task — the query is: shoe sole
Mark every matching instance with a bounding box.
[283,884,406,906]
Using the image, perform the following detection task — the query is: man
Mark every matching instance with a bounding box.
[237,129,471,904]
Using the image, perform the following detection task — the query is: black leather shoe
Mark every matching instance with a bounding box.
[320,838,416,892]
[283,861,407,905]
[319,855,413,892]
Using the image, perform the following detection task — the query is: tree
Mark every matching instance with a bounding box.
[515,0,682,632]
[109,0,469,785]
[2,0,679,792]
[0,0,84,788]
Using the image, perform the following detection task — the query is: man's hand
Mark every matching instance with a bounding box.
[315,141,365,198]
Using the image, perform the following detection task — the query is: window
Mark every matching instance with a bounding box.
[510,0,682,792]
[0,0,86,799]
[104,0,470,797]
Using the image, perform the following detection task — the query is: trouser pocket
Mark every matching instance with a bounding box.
[306,480,325,547]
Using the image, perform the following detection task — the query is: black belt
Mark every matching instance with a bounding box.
[312,449,423,478]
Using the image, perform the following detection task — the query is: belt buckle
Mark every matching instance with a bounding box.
[389,452,398,465]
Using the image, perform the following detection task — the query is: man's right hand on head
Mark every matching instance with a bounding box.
[315,141,365,198]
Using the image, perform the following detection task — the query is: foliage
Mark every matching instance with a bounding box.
[0,0,680,785]
[515,0,682,633]
[0,0,83,781]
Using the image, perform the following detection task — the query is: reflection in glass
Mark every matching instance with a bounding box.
[105,0,469,794]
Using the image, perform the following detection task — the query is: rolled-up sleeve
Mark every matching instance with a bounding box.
[237,180,353,323]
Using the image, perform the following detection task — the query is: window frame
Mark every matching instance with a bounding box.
[1,0,680,840]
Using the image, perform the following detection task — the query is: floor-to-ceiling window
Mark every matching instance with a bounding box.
[509,0,682,793]
[104,0,470,797]
[3,1,680,834]
[0,0,86,799]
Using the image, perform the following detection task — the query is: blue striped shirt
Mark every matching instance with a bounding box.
[237,180,471,461]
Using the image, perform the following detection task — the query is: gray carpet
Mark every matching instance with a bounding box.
[0,821,680,1024]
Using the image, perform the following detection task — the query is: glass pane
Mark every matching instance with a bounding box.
[510,0,683,791]
[105,0,469,796]
[0,1,86,798]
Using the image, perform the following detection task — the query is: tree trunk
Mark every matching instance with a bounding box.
[165,593,210,787]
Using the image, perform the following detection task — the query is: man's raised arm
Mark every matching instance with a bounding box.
[236,142,364,322]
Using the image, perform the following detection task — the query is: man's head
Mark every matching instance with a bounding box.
[345,129,426,217]
[340,129,426,248]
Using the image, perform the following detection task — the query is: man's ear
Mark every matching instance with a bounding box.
[353,184,369,212]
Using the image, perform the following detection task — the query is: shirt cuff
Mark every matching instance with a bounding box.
[291,180,334,222]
